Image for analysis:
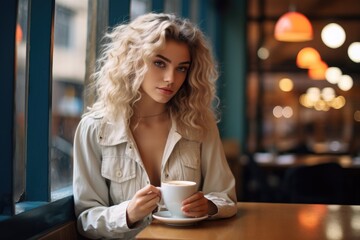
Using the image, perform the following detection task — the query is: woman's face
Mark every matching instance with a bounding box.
[140,40,191,104]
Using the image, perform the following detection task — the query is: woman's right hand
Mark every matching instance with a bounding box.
[126,185,161,227]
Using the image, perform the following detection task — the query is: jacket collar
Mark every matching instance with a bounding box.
[97,113,201,146]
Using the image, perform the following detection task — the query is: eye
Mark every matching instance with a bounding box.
[154,60,166,68]
[177,66,189,73]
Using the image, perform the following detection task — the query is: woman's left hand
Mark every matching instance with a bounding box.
[181,191,216,217]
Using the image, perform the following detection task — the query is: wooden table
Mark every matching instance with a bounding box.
[136,202,360,240]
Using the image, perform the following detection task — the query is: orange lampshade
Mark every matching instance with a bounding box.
[296,47,321,69]
[308,61,328,80]
[274,11,313,42]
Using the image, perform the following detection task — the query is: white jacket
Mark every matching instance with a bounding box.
[73,112,237,239]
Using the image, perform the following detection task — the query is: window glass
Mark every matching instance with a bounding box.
[51,0,88,201]
[14,0,28,207]
[54,5,73,48]
[164,0,181,15]
[130,0,151,20]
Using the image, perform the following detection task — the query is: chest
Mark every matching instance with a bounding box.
[132,121,170,186]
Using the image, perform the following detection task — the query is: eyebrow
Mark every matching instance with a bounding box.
[156,54,191,65]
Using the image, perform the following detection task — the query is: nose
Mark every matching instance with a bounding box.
[164,68,175,84]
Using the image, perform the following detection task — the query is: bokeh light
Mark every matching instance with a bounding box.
[279,78,294,92]
[337,75,353,91]
[348,42,360,63]
[321,23,346,48]
[325,67,342,84]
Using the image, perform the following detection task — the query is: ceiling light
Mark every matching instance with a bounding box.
[274,11,313,42]
[306,87,320,102]
[321,87,335,102]
[273,106,283,118]
[296,47,321,69]
[321,23,346,49]
[337,75,353,91]
[325,67,342,84]
[257,47,270,60]
[348,42,360,63]
[279,78,293,92]
[308,61,328,80]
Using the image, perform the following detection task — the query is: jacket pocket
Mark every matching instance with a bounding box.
[101,156,136,182]
[101,155,137,203]
[177,141,201,182]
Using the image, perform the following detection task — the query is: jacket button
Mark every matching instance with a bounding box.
[165,173,169,178]
[116,170,122,177]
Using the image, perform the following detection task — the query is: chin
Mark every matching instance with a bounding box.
[153,96,172,104]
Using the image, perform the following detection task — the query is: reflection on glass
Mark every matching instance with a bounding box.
[325,217,343,240]
[51,0,88,201]
[351,215,360,233]
[14,0,29,206]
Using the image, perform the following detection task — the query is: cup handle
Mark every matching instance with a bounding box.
[156,187,166,211]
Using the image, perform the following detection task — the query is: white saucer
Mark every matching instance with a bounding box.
[152,211,208,226]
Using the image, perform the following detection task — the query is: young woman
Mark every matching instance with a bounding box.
[73,12,237,239]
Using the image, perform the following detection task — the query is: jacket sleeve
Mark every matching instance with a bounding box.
[73,116,147,239]
[201,118,238,219]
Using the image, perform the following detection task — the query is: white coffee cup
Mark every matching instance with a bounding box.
[158,180,197,218]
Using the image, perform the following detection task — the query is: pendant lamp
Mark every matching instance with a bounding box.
[274,11,313,42]
[308,61,328,80]
[296,47,321,69]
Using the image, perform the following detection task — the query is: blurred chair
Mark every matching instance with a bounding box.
[241,153,275,202]
[282,162,344,204]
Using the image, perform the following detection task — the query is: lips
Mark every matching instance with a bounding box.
[157,87,174,95]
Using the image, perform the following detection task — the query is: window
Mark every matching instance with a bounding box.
[54,5,73,48]
[51,0,88,201]
[14,0,29,207]
[1,1,218,237]
[164,0,182,16]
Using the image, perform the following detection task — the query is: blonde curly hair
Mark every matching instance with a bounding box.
[87,12,219,138]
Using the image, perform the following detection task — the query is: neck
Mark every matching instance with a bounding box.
[133,109,168,119]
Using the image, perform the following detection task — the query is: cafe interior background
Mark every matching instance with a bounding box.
[1,0,360,237]
[241,0,360,204]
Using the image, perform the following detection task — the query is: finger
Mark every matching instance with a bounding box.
[136,185,161,200]
[182,192,204,204]
[131,194,160,216]
[140,195,161,211]
[182,200,208,213]
[140,190,161,205]
[184,204,207,213]
[131,187,160,210]
[182,197,208,213]
[182,192,206,208]
[137,185,157,195]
